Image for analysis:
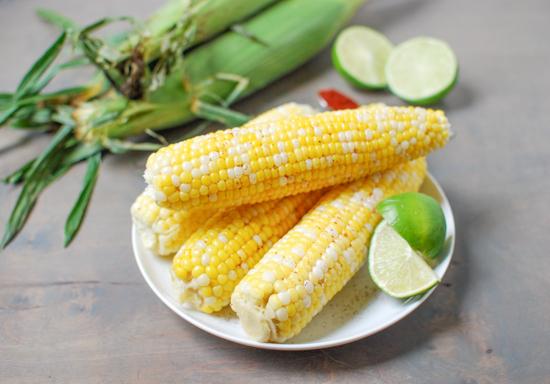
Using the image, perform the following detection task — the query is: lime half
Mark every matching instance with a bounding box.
[369,220,439,299]
[385,37,458,105]
[332,26,394,90]
[377,192,446,259]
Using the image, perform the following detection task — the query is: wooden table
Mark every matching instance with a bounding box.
[1,0,549,382]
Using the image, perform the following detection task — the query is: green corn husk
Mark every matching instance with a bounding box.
[133,0,279,61]
[1,0,364,248]
[76,0,364,141]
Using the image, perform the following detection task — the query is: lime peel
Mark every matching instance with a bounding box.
[376,192,446,259]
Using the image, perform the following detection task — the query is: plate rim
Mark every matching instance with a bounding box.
[132,172,455,351]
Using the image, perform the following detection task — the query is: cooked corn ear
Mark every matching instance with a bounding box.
[172,190,324,313]
[131,192,216,257]
[144,105,449,210]
[231,158,427,342]
[132,103,318,256]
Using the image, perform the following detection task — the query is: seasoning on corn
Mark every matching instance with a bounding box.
[144,105,449,211]
[172,190,324,313]
[132,103,318,257]
[230,158,427,342]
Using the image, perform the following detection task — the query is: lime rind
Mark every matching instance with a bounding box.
[332,26,394,90]
[377,192,446,259]
[368,221,439,299]
[386,37,458,105]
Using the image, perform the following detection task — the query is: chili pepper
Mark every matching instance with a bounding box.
[318,88,359,110]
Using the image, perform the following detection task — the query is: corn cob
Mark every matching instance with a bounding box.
[231,158,427,342]
[131,192,216,257]
[132,103,318,257]
[172,189,324,313]
[144,105,449,211]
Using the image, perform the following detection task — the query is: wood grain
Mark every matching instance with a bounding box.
[1,0,550,383]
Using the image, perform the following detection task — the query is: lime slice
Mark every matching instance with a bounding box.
[369,220,439,299]
[377,192,446,259]
[385,37,458,105]
[332,26,394,90]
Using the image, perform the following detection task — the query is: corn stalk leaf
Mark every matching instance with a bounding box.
[103,138,161,154]
[36,8,79,32]
[30,57,89,95]
[2,159,35,184]
[192,100,250,127]
[64,153,101,246]
[145,129,168,145]
[0,125,74,248]
[61,142,103,167]
[15,32,67,100]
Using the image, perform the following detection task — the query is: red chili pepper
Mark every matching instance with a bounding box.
[318,89,359,110]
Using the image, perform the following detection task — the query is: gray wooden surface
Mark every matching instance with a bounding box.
[1,0,549,383]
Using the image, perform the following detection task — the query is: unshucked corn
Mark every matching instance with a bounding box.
[172,190,324,313]
[144,105,449,211]
[132,103,318,257]
[231,158,427,342]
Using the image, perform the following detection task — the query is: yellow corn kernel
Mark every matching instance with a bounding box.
[145,105,449,211]
[131,191,215,257]
[172,189,324,313]
[132,103,318,256]
[231,158,427,342]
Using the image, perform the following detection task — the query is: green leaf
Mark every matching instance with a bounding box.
[145,128,168,145]
[26,125,73,178]
[192,100,250,127]
[30,57,89,95]
[15,32,67,100]
[2,159,35,184]
[0,93,12,106]
[36,8,79,32]
[0,134,72,248]
[10,108,53,130]
[61,142,103,167]
[64,153,101,246]
[51,106,76,127]
[0,105,19,126]
[79,16,134,36]
[103,138,161,154]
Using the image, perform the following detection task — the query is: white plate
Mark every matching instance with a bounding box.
[132,173,455,351]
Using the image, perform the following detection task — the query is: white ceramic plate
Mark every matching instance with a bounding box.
[133,173,455,351]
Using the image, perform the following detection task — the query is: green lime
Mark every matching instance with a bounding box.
[332,26,394,90]
[369,220,439,299]
[376,192,446,259]
[385,37,458,105]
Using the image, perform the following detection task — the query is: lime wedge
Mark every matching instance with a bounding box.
[385,37,458,105]
[369,221,439,299]
[332,26,394,90]
[376,192,446,259]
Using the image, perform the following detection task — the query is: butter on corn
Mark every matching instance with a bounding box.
[172,190,324,313]
[231,158,427,342]
[144,105,449,211]
[132,103,318,257]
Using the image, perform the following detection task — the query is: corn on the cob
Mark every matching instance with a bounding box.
[231,158,427,342]
[172,189,324,313]
[131,192,216,257]
[132,103,318,257]
[144,105,448,210]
